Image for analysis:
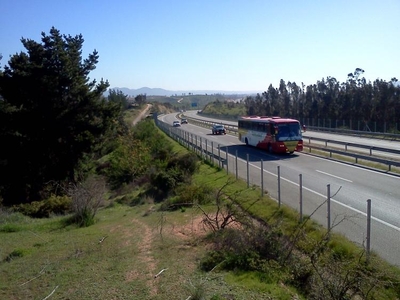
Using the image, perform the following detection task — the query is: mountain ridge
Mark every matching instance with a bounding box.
[108,87,260,97]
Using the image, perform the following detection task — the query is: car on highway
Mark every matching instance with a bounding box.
[212,124,226,135]
[173,120,181,127]
[181,118,188,124]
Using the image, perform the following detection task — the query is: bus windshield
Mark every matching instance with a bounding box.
[276,123,302,141]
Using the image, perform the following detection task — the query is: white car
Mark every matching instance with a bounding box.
[173,121,181,127]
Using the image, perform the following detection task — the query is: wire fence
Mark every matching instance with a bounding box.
[154,118,390,264]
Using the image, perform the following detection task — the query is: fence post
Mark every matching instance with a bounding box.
[218,144,221,168]
[277,166,281,207]
[226,146,229,174]
[261,159,264,197]
[235,150,238,180]
[246,153,249,188]
[205,139,207,160]
[210,141,214,163]
[327,184,331,236]
[366,199,372,263]
[200,137,202,157]
[299,174,303,222]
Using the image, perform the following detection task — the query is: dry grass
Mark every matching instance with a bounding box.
[1,203,292,299]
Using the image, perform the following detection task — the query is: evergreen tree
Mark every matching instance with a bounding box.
[0,27,120,204]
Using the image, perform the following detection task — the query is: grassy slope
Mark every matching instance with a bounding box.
[1,110,400,299]
[0,132,301,300]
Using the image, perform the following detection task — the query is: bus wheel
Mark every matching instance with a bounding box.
[245,138,249,146]
[268,144,273,153]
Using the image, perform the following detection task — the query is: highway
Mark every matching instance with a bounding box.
[159,112,400,267]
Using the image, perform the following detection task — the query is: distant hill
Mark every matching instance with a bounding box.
[107,87,260,97]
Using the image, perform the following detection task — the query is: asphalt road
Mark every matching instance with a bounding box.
[160,112,400,267]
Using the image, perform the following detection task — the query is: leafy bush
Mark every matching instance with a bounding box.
[167,152,199,176]
[148,153,199,202]
[132,120,173,158]
[0,224,21,232]
[104,135,151,189]
[199,250,226,272]
[13,195,71,218]
[175,184,214,205]
[4,249,29,262]
[200,226,287,272]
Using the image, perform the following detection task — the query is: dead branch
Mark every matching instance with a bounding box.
[42,285,59,300]
[154,268,168,278]
[20,264,49,286]
[98,236,107,244]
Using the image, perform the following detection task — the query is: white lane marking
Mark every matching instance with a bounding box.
[249,163,400,233]
[316,170,353,183]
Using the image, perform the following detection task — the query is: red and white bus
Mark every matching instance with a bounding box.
[238,116,303,154]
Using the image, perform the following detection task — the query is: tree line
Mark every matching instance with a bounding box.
[244,70,400,132]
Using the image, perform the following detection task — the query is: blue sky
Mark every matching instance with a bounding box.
[1,0,399,92]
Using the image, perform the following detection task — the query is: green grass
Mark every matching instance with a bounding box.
[2,118,400,299]
[3,202,303,299]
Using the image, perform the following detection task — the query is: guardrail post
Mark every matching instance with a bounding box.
[277,166,281,207]
[366,199,371,263]
[261,159,264,197]
[299,174,303,222]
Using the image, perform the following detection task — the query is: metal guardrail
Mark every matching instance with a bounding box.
[197,112,400,141]
[304,137,400,156]
[182,114,400,160]
[160,115,400,174]
[306,145,400,173]
[306,126,400,141]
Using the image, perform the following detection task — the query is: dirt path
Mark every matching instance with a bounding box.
[124,218,158,296]
[132,104,152,126]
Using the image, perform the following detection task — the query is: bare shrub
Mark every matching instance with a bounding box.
[68,176,107,227]
[198,180,256,233]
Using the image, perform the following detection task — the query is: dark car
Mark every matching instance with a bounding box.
[181,118,188,124]
[212,124,226,135]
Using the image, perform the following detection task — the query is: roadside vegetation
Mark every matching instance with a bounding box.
[2,116,400,298]
[1,27,400,299]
